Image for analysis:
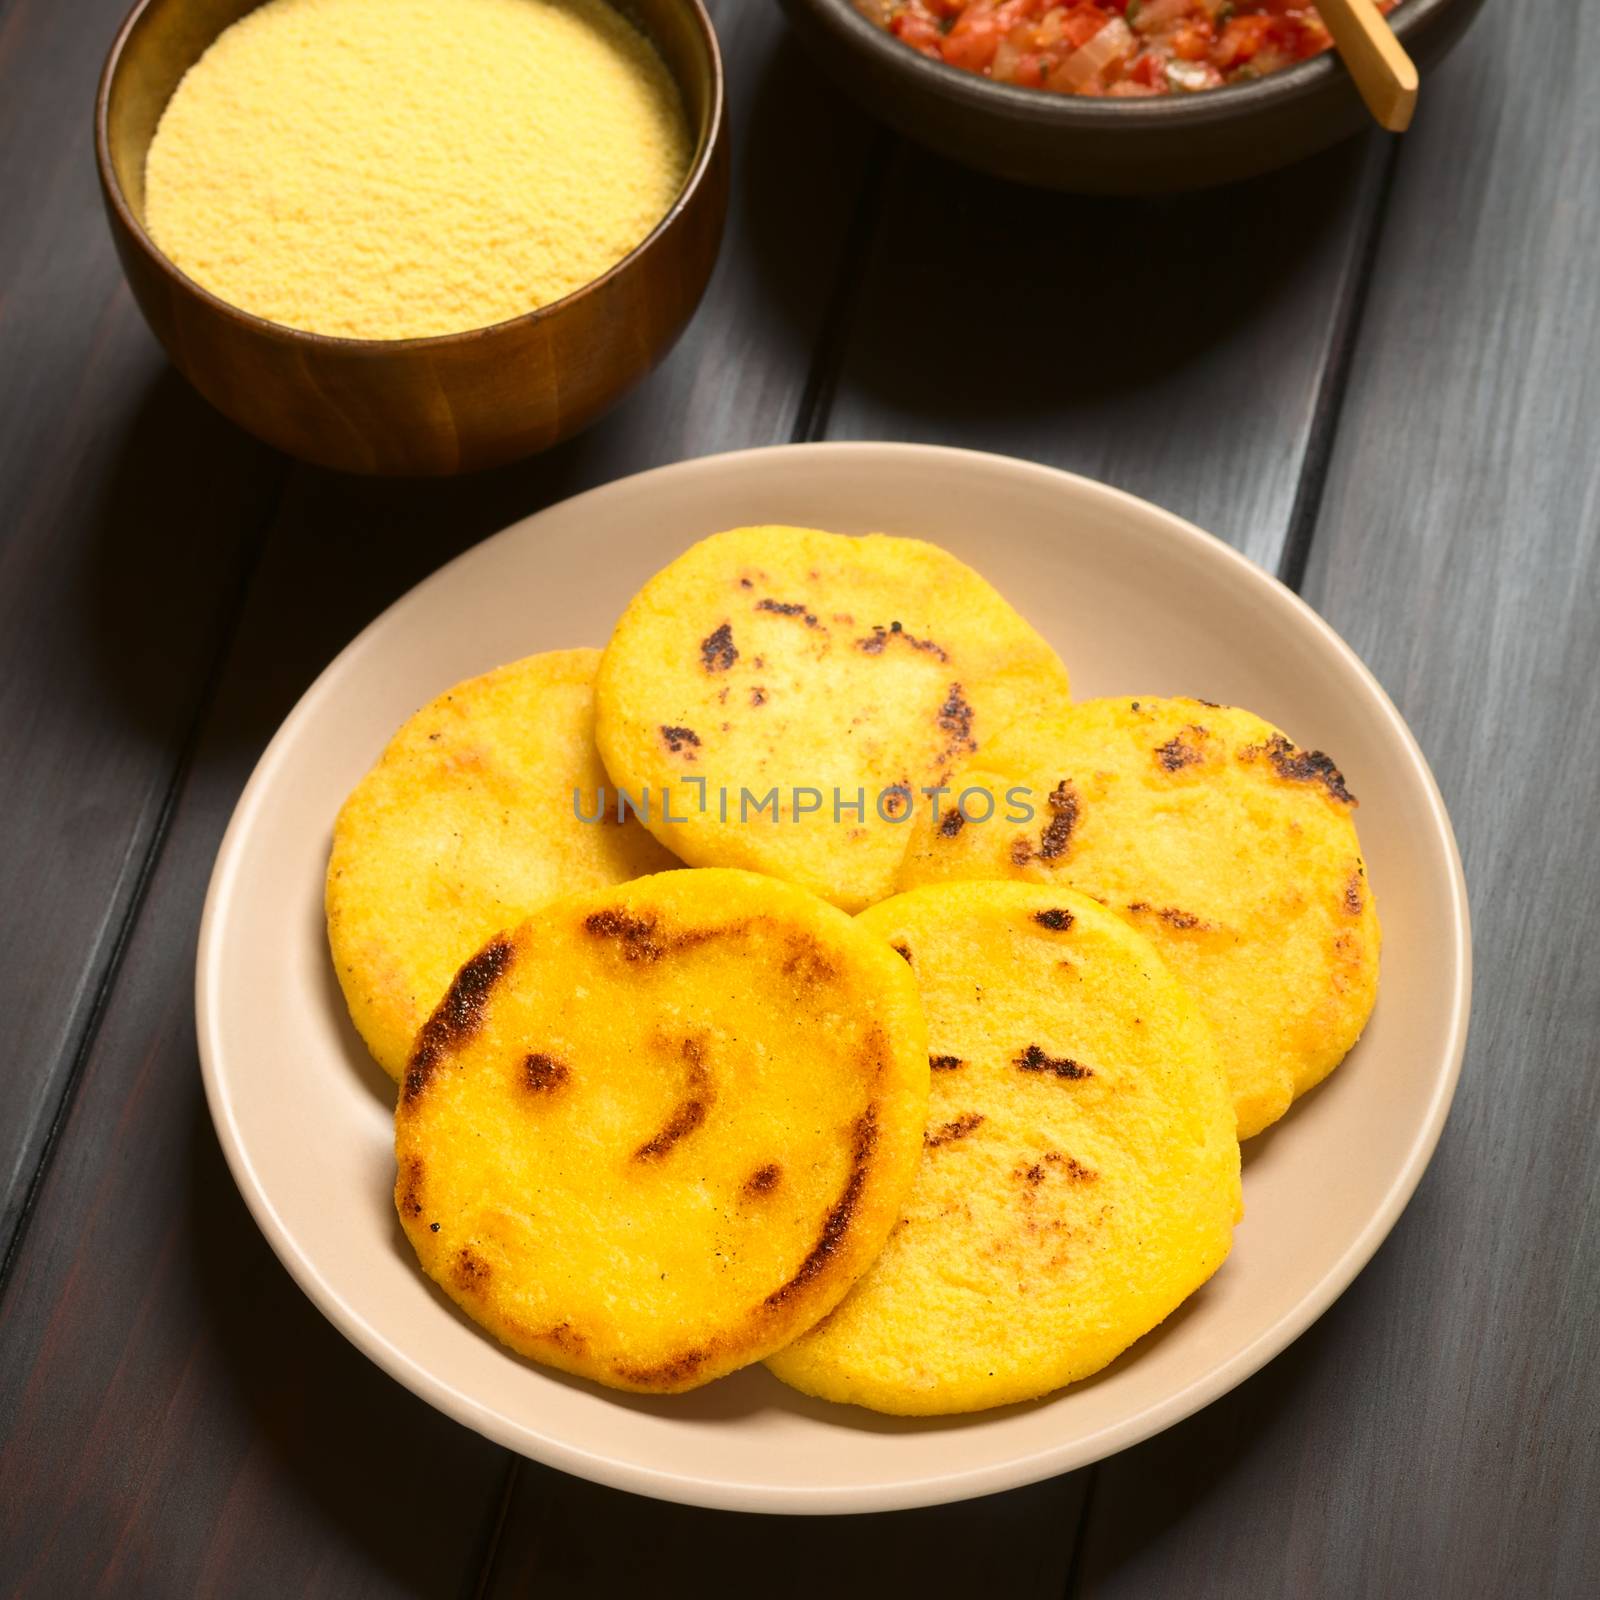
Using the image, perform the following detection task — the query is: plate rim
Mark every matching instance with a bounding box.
[195,441,1472,1514]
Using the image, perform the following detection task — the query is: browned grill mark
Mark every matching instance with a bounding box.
[929,1054,965,1072]
[660,724,700,755]
[1197,698,1221,708]
[1015,1043,1092,1081]
[453,1249,491,1291]
[1251,733,1357,804]
[523,1052,570,1093]
[397,1156,425,1218]
[782,935,838,987]
[585,907,661,960]
[756,598,819,626]
[739,576,754,588]
[857,620,949,662]
[766,1106,878,1308]
[1033,908,1074,931]
[633,1097,707,1162]
[1127,902,1210,931]
[1345,870,1366,914]
[700,622,738,672]
[404,937,514,1101]
[926,1111,985,1148]
[1015,778,1080,863]
[543,1321,587,1356]
[892,941,913,965]
[1156,727,1206,771]
[750,686,767,706]
[1018,1150,1098,1185]
[583,908,720,964]
[744,1162,782,1196]
[939,808,966,838]
[633,1035,713,1162]
[614,1348,709,1387]
[937,683,977,765]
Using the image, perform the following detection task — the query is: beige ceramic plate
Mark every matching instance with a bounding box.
[197,443,1469,1513]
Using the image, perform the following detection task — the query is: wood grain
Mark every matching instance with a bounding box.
[484,1462,1086,1598]
[827,129,1396,574]
[0,0,285,1269]
[0,3,898,1595]
[1074,7,1600,1595]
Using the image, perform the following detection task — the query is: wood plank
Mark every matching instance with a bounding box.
[0,0,285,1264]
[0,4,887,1596]
[827,129,1397,574]
[1075,8,1600,1596]
[484,1462,1086,1599]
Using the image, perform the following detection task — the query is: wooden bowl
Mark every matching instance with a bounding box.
[96,0,728,475]
[778,0,1487,194]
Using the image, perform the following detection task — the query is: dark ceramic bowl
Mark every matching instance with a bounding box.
[97,0,728,475]
[778,0,1486,193]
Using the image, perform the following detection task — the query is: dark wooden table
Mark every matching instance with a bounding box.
[2,2,1596,1594]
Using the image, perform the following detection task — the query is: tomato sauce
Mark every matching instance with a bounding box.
[856,1,1398,96]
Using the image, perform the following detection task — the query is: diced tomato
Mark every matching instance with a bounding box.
[1166,20,1215,61]
[1060,2,1112,49]
[890,11,946,56]
[862,0,1399,96]
[1211,13,1275,68]
[940,4,1007,71]
[1127,49,1166,87]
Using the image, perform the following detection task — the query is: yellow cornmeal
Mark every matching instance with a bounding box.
[144,0,689,340]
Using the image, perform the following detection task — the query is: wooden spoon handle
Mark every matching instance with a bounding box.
[1316,0,1419,133]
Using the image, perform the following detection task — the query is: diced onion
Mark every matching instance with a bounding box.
[1166,57,1222,91]
[1132,0,1194,33]
[1049,17,1135,92]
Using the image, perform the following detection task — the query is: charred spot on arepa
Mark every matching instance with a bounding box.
[1015,1043,1092,1081]
[699,622,738,672]
[857,620,949,662]
[756,598,820,627]
[925,1111,984,1149]
[403,936,514,1101]
[585,906,662,960]
[1344,869,1366,914]
[766,1106,878,1308]
[660,724,700,756]
[522,1052,570,1094]
[582,906,721,964]
[1033,908,1075,931]
[1016,1150,1098,1186]
[541,1321,588,1356]
[397,1155,426,1218]
[1156,726,1207,771]
[929,1054,965,1072]
[750,686,767,706]
[633,1035,714,1162]
[892,940,914,965]
[613,1347,710,1388]
[1127,902,1212,931]
[782,932,840,987]
[744,1162,782,1197]
[1014,778,1081,864]
[633,1096,708,1162]
[453,1248,491,1292]
[1249,733,1357,804]
[939,808,966,838]
[936,683,978,768]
